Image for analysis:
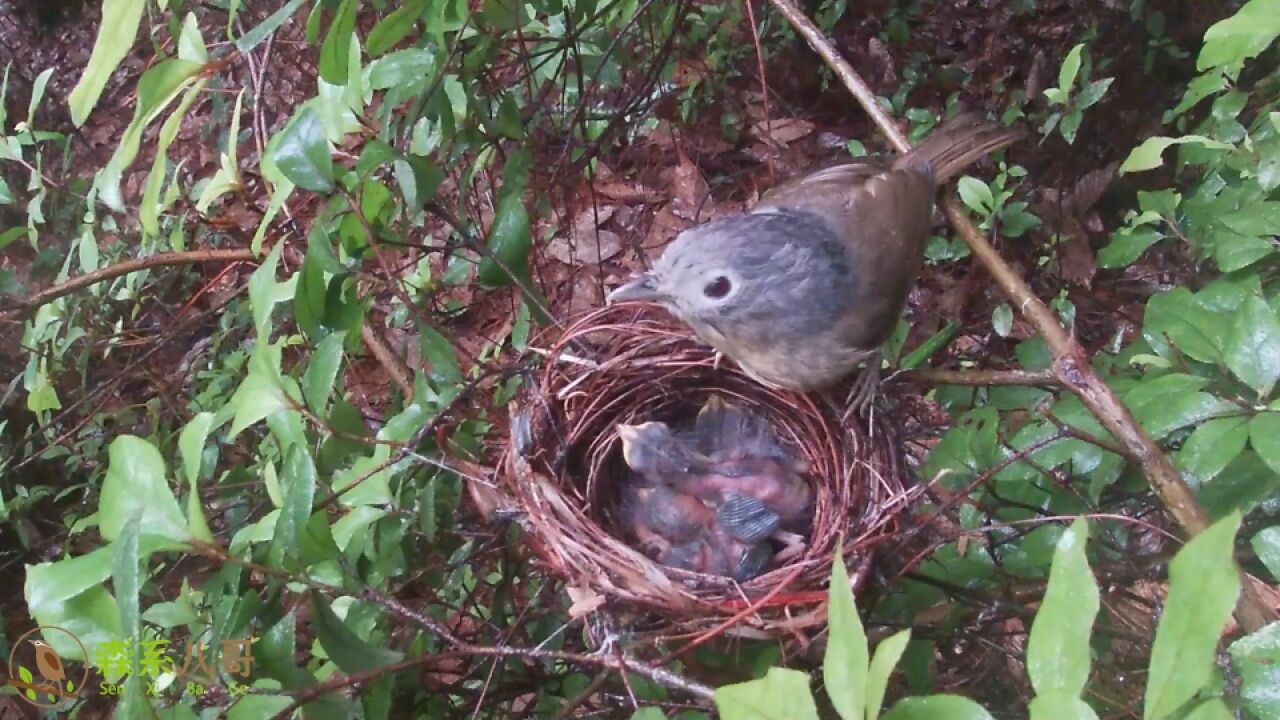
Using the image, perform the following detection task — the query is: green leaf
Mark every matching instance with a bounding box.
[195,90,246,212]
[96,57,203,210]
[368,48,436,90]
[177,12,208,62]
[100,436,190,548]
[1128,389,1234,441]
[1145,512,1242,720]
[631,710,667,720]
[236,0,306,51]
[1027,519,1097,697]
[1252,413,1280,476]
[1251,527,1280,581]
[27,582,121,665]
[1075,77,1113,110]
[714,668,819,720]
[271,106,335,193]
[1056,44,1085,96]
[1120,136,1233,174]
[1143,289,1224,364]
[111,513,142,641]
[1198,0,1280,71]
[992,304,1013,337]
[824,548,867,720]
[248,241,295,334]
[957,176,995,215]
[274,446,317,565]
[1199,450,1280,518]
[866,630,911,720]
[178,413,216,542]
[368,0,427,55]
[476,160,533,288]
[318,0,358,85]
[25,547,114,622]
[421,326,463,385]
[68,0,147,125]
[882,695,994,720]
[1175,416,1249,486]
[1229,620,1280,720]
[303,332,346,415]
[1059,110,1083,145]
[1182,699,1233,720]
[1028,693,1099,720]
[1172,72,1229,117]
[142,79,205,236]
[1098,226,1162,268]
[309,595,404,673]
[1224,295,1280,398]
[229,369,289,438]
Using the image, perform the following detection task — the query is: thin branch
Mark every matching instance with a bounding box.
[903,367,1059,387]
[760,0,1275,632]
[0,248,257,320]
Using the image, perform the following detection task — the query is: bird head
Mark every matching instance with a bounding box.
[606,210,853,353]
[617,422,700,477]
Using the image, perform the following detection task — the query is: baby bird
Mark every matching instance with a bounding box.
[617,422,774,580]
[621,481,770,580]
[618,420,783,545]
[685,397,814,534]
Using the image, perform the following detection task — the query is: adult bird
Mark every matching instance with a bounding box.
[607,114,1023,413]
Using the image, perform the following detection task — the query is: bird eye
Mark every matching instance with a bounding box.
[703,276,732,299]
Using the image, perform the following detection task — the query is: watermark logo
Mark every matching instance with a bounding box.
[6,626,89,710]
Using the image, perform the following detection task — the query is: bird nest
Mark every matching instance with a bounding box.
[501,304,915,636]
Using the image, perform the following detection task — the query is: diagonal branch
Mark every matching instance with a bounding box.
[763,0,1274,632]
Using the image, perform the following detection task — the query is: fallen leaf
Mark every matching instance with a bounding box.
[751,117,815,145]
[1058,231,1097,287]
[546,225,623,265]
[667,150,710,220]
[566,583,606,619]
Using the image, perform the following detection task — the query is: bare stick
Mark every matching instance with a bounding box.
[0,249,256,320]
[763,0,1274,631]
[903,367,1058,387]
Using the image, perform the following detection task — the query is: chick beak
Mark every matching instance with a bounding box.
[607,272,664,304]
[617,423,642,462]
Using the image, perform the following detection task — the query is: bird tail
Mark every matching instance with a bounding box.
[895,113,1025,183]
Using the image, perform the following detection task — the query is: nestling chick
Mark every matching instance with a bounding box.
[618,417,800,544]
[684,397,813,534]
[617,420,774,580]
[617,422,701,484]
[607,114,1024,412]
[621,477,770,580]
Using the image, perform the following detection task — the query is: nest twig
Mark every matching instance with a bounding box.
[502,304,917,636]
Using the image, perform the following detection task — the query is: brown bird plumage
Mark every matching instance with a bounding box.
[608,114,1024,411]
[31,640,65,683]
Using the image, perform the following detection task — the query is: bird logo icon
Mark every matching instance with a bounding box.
[30,640,65,686]
[6,626,87,709]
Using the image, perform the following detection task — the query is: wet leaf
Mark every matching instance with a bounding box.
[1224,295,1280,398]
[1229,620,1280,720]
[271,107,335,193]
[68,0,147,125]
[1145,512,1241,720]
[1027,519,1097,696]
[883,695,994,720]
[824,546,867,720]
[714,668,818,720]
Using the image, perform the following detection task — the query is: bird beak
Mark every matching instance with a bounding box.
[607,272,664,304]
[617,423,641,454]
